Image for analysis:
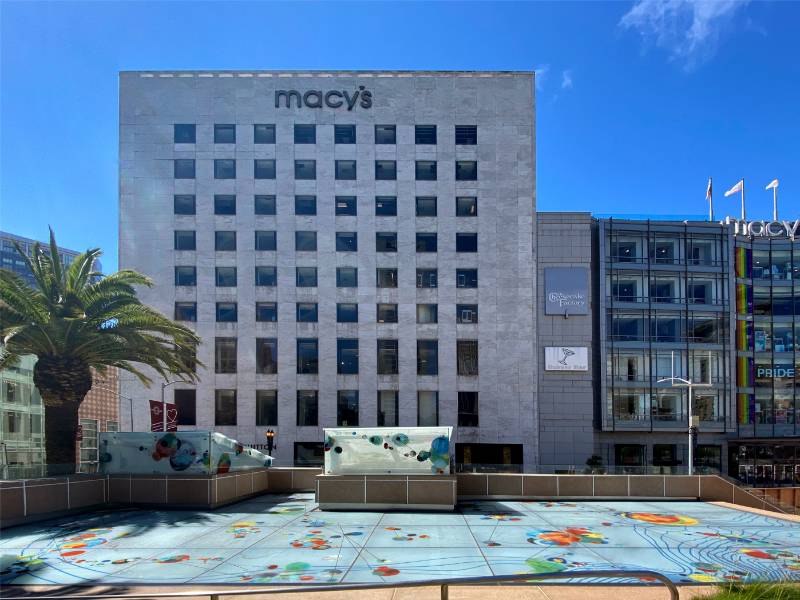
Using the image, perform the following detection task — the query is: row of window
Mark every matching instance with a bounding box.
[174,159,479,181]
[175,266,480,288]
[211,337,478,376]
[174,123,478,146]
[176,301,478,324]
[175,194,478,217]
[175,230,479,252]
[174,388,479,428]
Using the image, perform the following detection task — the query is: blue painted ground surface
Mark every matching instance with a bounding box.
[2,494,799,586]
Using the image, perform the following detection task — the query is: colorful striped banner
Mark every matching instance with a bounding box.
[736,283,752,315]
[737,356,754,387]
[735,246,752,279]
[738,393,755,425]
[736,320,752,351]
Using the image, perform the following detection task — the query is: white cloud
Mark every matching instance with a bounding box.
[620,0,750,70]
[534,64,550,90]
[561,69,573,90]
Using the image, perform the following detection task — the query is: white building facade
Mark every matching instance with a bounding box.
[119,70,537,468]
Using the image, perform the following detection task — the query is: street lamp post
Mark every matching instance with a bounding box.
[160,380,182,430]
[265,429,275,456]
[90,384,136,431]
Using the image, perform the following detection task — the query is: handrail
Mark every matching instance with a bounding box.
[0,570,679,600]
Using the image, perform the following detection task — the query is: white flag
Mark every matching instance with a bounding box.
[765,179,779,190]
[724,180,743,197]
[706,177,712,200]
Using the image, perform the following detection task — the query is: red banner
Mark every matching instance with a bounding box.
[149,400,164,432]
[166,403,178,432]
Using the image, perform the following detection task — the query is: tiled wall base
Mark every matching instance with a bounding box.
[316,474,457,511]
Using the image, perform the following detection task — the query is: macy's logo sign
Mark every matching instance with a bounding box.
[275,87,373,110]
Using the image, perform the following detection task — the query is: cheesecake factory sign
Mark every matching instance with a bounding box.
[724,217,800,241]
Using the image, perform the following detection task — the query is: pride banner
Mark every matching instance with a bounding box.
[737,356,754,387]
[736,283,752,315]
[738,393,755,425]
[735,246,752,279]
[736,320,752,351]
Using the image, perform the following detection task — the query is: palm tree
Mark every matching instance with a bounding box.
[0,230,201,475]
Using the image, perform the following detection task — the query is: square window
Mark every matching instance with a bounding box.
[416,233,437,252]
[214,159,236,179]
[375,160,397,180]
[458,391,479,426]
[174,159,195,179]
[214,194,236,215]
[254,124,276,144]
[297,339,318,374]
[377,390,399,426]
[336,196,357,216]
[416,268,437,288]
[337,339,359,374]
[456,233,478,252]
[457,269,478,288]
[294,124,316,144]
[336,232,357,252]
[337,302,358,323]
[295,195,317,215]
[215,266,237,287]
[376,268,398,288]
[457,340,479,375]
[417,340,438,375]
[295,159,316,180]
[337,391,359,426]
[418,391,438,426]
[174,266,196,286]
[255,266,277,286]
[415,160,437,181]
[416,196,437,217]
[174,230,196,251]
[335,124,356,144]
[455,125,477,145]
[173,124,196,144]
[215,390,237,426]
[174,194,196,215]
[215,338,237,374]
[337,267,358,287]
[256,390,277,426]
[174,302,197,322]
[256,338,277,374]
[377,303,398,323]
[296,302,318,322]
[215,231,236,251]
[174,389,196,425]
[375,196,397,216]
[214,124,236,144]
[377,340,399,375]
[295,231,317,252]
[255,195,276,215]
[375,124,396,144]
[456,161,478,181]
[417,304,438,324]
[296,267,318,287]
[335,160,357,180]
[256,302,278,322]
[457,304,478,324]
[415,125,437,144]
[297,390,318,426]
[376,232,398,252]
[456,196,477,216]
[254,159,276,179]
[216,302,238,322]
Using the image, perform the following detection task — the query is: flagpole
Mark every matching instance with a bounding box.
[773,185,778,221]
[741,178,746,221]
[708,177,713,222]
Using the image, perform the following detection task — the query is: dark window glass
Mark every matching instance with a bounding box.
[337,267,358,288]
[416,196,437,217]
[297,391,318,426]
[295,231,317,252]
[180,344,198,375]
[457,340,479,375]
[418,391,438,426]
[457,304,478,324]
[376,268,398,288]
[456,161,478,181]
[214,124,236,144]
[456,233,478,252]
[254,159,276,179]
[336,196,357,216]
[295,195,317,215]
[297,338,318,374]
[294,441,324,466]
[416,160,437,181]
[377,303,398,323]
[215,266,237,287]
[173,124,195,144]
[215,231,236,251]
[254,124,276,144]
[455,125,477,145]
[416,268,437,288]
[375,196,397,216]
[174,194,196,215]
[415,125,437,144]
[417,340,438,375]
[174,266,196,286]
[255,230,277,251]
[255,195,276,215]
[337,391,359,426]
[256,302,278,322]
[457,269,478,288]
[256,338,278,374]
[174,389,196,425]
[417,304,438,324]
[215,390,237,426]
[375,124,396,144]
[335,124,356,144]
[335,160,356,180]
[296,302,318,323]
[456,197,477,216]
[215,338,237,374]
[214,194,236,215]
[377,390,399,426]
[174,230,196,250]
[337,302,358,323]
[174,159,195,179]
[416,233,437,252]
[458,392,479,427]
[214,159,236,179]
[375,160,397,180]
[216,302,237,322]
[296,267,318,287]
[337,339,359,374]
[336,232,357,252]
[294,124,316,144]
[377,340,399,375]
[255,266,277,286]
[294,159,316,180]
[174,302,197,322]
[256,390,277,426]
[376,232,398,252]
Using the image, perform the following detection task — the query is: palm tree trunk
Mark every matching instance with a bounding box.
[43,400,81,475]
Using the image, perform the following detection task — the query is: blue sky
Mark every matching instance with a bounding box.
[2,0,798,272]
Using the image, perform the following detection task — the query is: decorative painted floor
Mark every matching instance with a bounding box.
[2,494,799,586]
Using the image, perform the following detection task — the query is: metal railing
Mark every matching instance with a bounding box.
[0,570,679,600]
